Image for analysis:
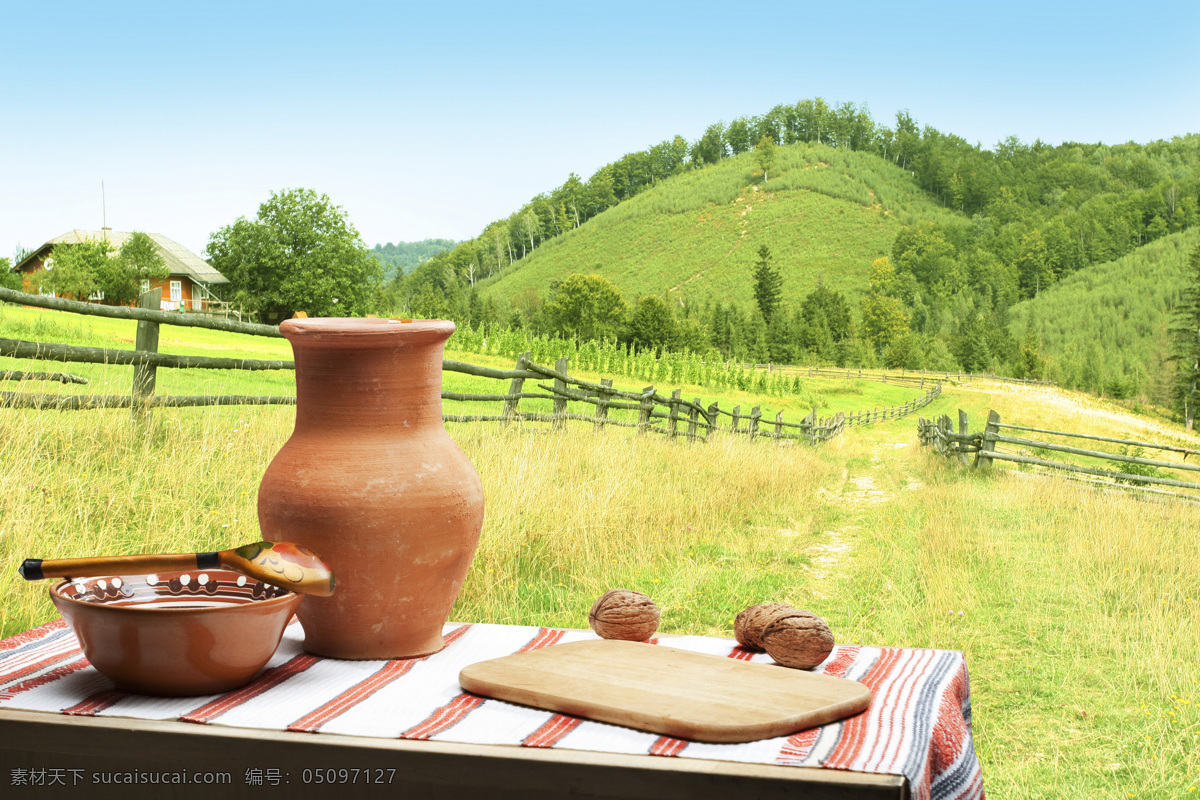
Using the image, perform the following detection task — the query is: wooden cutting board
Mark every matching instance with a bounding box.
[458,639,871,743]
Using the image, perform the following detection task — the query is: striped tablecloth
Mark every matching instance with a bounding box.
[0,619,984,799]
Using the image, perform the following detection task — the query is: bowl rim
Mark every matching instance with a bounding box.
[48,569,301,614]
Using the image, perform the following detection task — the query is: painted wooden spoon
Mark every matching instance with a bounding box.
[18,541,334,596]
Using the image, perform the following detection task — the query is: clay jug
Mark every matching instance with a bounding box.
[258,318,484,659]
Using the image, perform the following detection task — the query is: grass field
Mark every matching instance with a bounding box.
[2,304,1198,798]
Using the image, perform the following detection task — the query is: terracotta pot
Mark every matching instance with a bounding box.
[258,318,485,659]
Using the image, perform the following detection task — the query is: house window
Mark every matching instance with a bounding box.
[170,280,182,302]
[140,279,151,293]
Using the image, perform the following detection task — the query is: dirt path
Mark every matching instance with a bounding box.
[804,433,918,595]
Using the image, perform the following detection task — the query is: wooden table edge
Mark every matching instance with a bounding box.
[0,707,909,799]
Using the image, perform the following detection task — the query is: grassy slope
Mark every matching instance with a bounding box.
[477,143,958,311]
[3,307,1199,797]
[1008,229,1200,386]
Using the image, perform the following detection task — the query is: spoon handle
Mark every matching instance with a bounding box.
[18,553,213,581]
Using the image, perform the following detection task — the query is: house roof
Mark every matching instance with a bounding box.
[15,229,229,284]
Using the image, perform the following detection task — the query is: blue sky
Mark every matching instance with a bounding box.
[3,1,1197,262]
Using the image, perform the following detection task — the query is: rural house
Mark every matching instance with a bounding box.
[12,229,230,312]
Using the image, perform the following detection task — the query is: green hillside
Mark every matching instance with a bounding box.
[1008,228,1200,400]
[379,96,1199,419]
[476,142,957,311]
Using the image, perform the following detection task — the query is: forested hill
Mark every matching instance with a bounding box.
[372,239,458,280]
[381,97,1199,412]
[1007,228,1200,403]
[478,143,956,310]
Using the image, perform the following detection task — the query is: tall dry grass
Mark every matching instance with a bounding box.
[0,405,293,637]
[450,422,841,632]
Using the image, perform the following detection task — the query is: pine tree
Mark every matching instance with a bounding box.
[1019,314,1043,379]
[752,245,783,322]
[1169,243,1200,430]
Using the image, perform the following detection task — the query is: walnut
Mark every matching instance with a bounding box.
[734,602,793,651]
[761,610,835,669]
[588,589,660,641]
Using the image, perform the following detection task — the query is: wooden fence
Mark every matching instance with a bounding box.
[804,366,1054,388]
[2,286,940,444]
[918,409,1200,501]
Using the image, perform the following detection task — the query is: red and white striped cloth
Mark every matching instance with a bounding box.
[0,620,984,799]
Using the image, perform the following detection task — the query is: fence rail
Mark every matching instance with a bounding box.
[918,409,1200,500]
[2,286,944,444]
[804,365,1053,388]
[0,287,280,337]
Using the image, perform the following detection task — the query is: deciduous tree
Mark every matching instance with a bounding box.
[207,189,382,320]
[541,274,626,342]
[753,135,777,182]
[0,257,21,290]
[40,240,108,300]
[860,257,910,353]
[96,232,170,305]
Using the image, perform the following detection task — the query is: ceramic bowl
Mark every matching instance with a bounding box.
[50,569,302,696]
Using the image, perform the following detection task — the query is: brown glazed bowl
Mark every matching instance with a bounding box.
[50,569,302,696]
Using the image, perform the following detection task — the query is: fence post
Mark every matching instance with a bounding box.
[748,405,761,439]
[773,410,784,440]
[977,410,1000,468]
[731,405,741,433]
[594,378,613,430]
[131,288,160,417]
[667,389,681,438]
[686,397,702,440]
[637,387,655,434]
[552,356,569,428]
[705,401,719,441]
[503,351,530,424]
[957,409,970,465]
